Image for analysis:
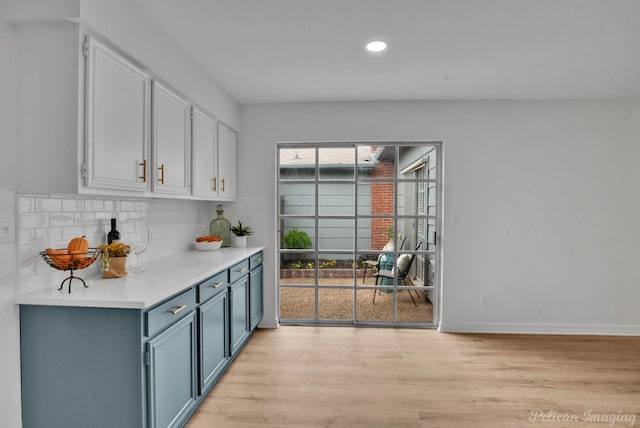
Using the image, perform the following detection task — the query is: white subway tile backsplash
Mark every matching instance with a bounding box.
[74,212,95,225]
[128,211,142,220]
[18,243,44,268]
[17,194,213,283]
[48,227,62,243]
[19,229,35,245]
[95,211,111,221]
[50,213,74,227]
[61,226,83,241]
[21,214,49,229]
[19,197,34,213]
[121,222,136,235]
[36,198,62,213]
[134,201,148,211]
[63,199,84,212]
[84,199,104,212]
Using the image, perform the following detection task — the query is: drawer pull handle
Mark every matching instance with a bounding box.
[256,258,263,263]
[210,282,224,288]
[236,267,247,273]
[169,304,187,315]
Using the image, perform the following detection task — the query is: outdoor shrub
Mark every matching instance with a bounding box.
[283,228,312,249]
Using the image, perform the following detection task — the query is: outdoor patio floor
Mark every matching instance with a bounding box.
[279,277,434,324]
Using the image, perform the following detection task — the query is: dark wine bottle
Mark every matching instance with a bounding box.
[107,218,121,244]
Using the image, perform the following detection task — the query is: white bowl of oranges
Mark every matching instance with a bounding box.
[194,235,223,251]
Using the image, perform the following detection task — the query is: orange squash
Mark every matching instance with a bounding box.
[77,256,96,269]
[46,248,72,268]
[67,235,89,261]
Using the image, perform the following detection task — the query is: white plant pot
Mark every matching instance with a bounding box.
[232,235,247,248]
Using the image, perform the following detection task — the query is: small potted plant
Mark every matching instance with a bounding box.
[98,242,131,278]
[230,221,253,247]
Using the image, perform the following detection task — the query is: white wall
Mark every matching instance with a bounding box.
[0,0,21,425]
[239,100,640,334]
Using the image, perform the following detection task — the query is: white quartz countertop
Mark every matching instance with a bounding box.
[13,246,264,310]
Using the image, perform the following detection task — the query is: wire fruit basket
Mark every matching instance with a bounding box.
[40,248,99,293]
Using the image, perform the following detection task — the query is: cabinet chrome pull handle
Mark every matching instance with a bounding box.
[169,304,187,315]
[256,258,263,263]
[212,177,217,191]
[158,164,165,184]
[139,160,147,182]
[236,267,247,273]
[210,282,224,288]
[221,178,225,192]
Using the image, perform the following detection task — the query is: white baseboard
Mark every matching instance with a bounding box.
[438,321,640,336]
[257,319,279,328]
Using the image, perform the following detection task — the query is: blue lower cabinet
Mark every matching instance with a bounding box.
[19,251,264,428]
[147,312,198,428]
[249,265,264,330]
[230,275,250,356]
[198,289,229,394]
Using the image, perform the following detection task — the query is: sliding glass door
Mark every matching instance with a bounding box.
[277,142,441,327]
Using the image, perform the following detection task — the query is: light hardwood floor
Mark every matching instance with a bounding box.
[187,327,640,428]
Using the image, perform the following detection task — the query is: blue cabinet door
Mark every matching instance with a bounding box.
[249,265,263,330]
[230,276,250,355]
[147,312,197,428]
[199,289,229,394]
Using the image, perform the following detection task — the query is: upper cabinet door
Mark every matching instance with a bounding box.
[191,108,217,199]
[217,123,237,200]
[152,81,191,195]
[85,36,151,192]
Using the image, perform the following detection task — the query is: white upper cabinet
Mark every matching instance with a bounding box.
[85,36,151,192]
[217,123,237,201]
[152,81,191,196]
[191,108,218,199]
[15,23,237,200]
[191,108,237,201]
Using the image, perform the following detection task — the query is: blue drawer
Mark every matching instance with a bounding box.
[249,252,263,270]
[229,259,249,283]
[198,270,228,303]
[146,288,196,337]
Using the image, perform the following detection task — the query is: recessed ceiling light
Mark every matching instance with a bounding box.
[365,40,388,53]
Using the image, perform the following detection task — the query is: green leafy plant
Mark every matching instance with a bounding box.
[283,228,312,249]
[380,226,403,241]
[230,221,254,236]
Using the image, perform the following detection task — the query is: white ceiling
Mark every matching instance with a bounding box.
[134,0,640,104]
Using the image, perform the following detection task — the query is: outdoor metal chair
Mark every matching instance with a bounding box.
[372,241,423,307]
[362,235,406,284]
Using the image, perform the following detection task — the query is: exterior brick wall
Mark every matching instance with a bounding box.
[371,159,394,250]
